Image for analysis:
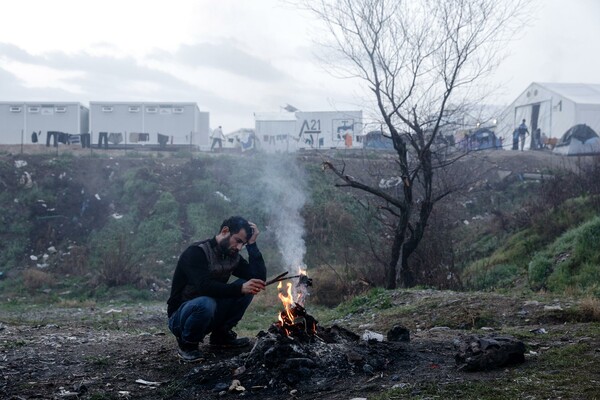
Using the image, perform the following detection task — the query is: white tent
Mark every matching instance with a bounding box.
[496,83,600,150]
[553,124,600,156]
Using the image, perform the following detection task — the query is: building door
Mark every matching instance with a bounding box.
[530,103,540,149]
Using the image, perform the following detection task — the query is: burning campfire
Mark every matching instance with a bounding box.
[268,270,318,340]
[182,270,410,394]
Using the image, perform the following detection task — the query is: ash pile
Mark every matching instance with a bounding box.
[244,321,397,388]
[183,274,409,395]
[184,310,408,396]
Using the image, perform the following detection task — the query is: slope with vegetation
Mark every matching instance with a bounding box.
[1,149,600,303]
[1,148,600,399]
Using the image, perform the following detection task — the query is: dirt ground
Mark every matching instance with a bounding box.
[1,290,599,399]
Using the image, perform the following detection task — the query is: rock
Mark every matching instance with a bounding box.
[387,325,410,342]
[530,328,547,334]
[455,335,526,372]
[361,330,384,342]
[544,305,563,311]
[233,365,246,375]
[228,379,245,392]
[73,381,87,393]
[429,326,451,332]
[345,350,364,363]
[47,246,57,254]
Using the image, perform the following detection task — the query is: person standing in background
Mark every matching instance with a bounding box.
[210,126,225,152]
[517,119,529,151]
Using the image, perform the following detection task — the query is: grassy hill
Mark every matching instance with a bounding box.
[1,147,599,302]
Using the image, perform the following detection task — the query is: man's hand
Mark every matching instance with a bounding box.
[241,278,265,295]
[247,222,260,245]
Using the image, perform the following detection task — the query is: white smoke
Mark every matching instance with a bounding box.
[260,155,307,272]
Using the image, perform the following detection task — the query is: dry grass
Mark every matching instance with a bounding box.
[580,296,600,321]
[56,299,97,308]
[22,269,55,290]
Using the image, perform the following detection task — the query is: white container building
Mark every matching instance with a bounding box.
[0,102,89,144]
[89,102,209,148]
[255,110,363,152]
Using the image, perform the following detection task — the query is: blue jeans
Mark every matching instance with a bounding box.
[168,280,253,344]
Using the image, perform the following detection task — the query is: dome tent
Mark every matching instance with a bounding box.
[469,128,501,150]
[553,124,600,155]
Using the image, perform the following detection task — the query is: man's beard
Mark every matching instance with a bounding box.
[218,235,236,257]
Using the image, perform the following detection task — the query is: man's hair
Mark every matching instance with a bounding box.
[221,216,252,239]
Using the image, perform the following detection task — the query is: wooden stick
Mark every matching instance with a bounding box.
[266,274,303,286]
[265,271,288,286]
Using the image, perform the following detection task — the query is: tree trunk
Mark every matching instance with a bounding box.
[399,249,415,288]
[386,210,410,289]
[386,240,400,290]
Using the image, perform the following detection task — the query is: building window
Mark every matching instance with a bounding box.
[9,106,22,113]
[146,107,158,113]
[55,106,67,113]
[173,107,184,114]
[28,106,40,113]
[41,107,54,116]
[128,106,140,113]
[101,106,113,113]
[159,106,172,115]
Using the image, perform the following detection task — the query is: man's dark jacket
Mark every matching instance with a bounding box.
[167,238,266,317]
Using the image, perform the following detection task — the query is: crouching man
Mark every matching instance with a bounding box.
[167,216,266,361]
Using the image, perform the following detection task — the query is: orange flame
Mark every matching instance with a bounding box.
[278,282,294,321]
[275,268,312,336]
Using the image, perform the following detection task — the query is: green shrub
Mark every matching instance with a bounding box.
[337,287,392,315]
[528,216,600,295]
[130,192,182,274]
[528,251,555,290]
[463,261,520,290]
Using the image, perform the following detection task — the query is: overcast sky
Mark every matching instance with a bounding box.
[0,0,599,131]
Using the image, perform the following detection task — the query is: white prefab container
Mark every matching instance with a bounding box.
[89,102,209,147]
[496,82,600,150]
[0,102,89,145]
[255,110,363,153]
[255,112,297,153]
[295,111,362,150]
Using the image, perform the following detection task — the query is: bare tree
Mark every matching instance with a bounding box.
[305,0,528,288]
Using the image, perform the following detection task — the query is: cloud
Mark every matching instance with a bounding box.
[0,66,78,100]
[0,42,255,114]
[152,40,288,82]
[0,42,38,64]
